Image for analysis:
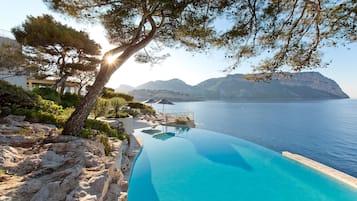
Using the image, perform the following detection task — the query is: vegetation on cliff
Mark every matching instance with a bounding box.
[0,80,151,141]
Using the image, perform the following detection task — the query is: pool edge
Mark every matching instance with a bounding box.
[282,151,357,190]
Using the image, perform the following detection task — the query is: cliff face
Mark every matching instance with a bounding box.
[277,72,348,98]
[124,72,349,101]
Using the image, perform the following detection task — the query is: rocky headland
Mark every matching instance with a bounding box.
[120,72,349,101]
[0,115,139,201]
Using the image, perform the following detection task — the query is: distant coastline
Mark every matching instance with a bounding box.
[117,72,349,101]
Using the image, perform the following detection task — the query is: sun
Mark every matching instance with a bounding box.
[106,55,117,64]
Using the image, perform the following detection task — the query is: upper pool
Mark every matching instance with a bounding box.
[128,126,357,201]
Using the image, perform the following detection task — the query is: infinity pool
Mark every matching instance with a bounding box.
[128,126,357,201]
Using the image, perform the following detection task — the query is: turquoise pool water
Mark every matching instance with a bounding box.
[128,126,357,201]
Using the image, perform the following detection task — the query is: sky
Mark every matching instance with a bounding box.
[1,0,356,98]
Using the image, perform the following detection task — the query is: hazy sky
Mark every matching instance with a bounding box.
[1,0,356,98]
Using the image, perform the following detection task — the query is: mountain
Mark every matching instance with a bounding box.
[193,72,349,100]
[124,72,349,101]
[136,78,194,93]
[115,84,135,93]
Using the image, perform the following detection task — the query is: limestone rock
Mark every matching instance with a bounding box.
[30,181,65,201]
[40,151,65,169]
[31,123,58,135]
[5,154,41,176]
[119,192,128,201]
[104,183,121,201]
[121,154,130,173]
[19,179,43,194]
[120,181,128,192]
[0,145,21,165]
[4,115,26,123]
[0,117,132,201]
[0,134,39,147]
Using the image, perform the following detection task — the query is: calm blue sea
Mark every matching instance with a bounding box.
[152,99,357,177]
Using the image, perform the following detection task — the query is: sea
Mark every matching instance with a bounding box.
[152,99,357,178]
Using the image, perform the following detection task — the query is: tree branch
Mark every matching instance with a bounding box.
[280,0,299,32]
[127,14,157,55]
[102,44,131,61]
[277,2,308,68]
[303,0,321,65]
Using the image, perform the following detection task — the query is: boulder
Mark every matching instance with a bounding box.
[12,155,41,175]
[31,123,58,135]
[40,151,65,169]
[0,134,40,147]
[30,181,65,201]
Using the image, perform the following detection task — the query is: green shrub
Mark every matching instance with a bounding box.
[0,80,35,113]
[32,87,61,103]
[36,97,63,115]
[100,87,115,98]
[84,119,130,143]
[100,136,110,156]
[61,92,82,108]
[118,133,130,145]
[38,111,68,127]
[126,101,154,117]
[37,111,58,124]
[0,81,74,127]
[12,107,35,117]
[107,111,130,118]
[118,111,130,118]
[100,87,134,101]
[109,129,120,138]
[115,92,134,102]
[61,107,75,118]
[125,109,139,117]
[110,97,126,118]
[92,98,110,119]
[85,119,112,134]
[79,129,95,139]
[106,127,126,139]
[33,111,66,127]
[12,107,72,128]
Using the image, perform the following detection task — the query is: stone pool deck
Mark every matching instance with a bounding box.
[282,151,357,190]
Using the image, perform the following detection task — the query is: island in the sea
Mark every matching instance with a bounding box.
[117,72,349,101]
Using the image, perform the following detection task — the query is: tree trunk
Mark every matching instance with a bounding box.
[62,47,140,135]
[62,19,157,136]
[62,63,113,135]
[59,79,67,95]
[53,74,68,95]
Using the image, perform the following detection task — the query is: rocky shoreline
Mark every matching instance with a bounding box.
[0,115,140,201]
